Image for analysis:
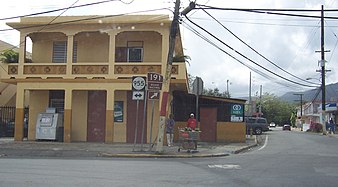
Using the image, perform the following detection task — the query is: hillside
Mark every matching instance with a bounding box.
[280,82,338,103]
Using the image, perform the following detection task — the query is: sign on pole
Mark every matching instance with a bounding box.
[148,91,160,100]
[132,76,146,100]
[230,104,244,122]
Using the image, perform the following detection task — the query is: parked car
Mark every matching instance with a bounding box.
[245,117,269,135]
[269,122,276,128]
[283,124,291,131]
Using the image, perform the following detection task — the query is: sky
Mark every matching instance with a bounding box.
[1,0,338,98]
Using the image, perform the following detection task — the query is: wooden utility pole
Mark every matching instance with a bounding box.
[155,0,195,153]
[320,5,327,134]
[155,0,181,153]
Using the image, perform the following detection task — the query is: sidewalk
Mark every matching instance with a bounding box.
[0,137,258,158]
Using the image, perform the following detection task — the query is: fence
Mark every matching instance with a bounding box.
[0,106,29,137]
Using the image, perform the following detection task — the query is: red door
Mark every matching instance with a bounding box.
[87,91,106,142]
[126,91,147,143]
[200,107,217,142]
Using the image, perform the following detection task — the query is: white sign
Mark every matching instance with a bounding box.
[132,91,144,100]
[132,76,146,91]
[231,115,243,122]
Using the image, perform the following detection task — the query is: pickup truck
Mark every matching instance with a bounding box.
[245,117,269,135]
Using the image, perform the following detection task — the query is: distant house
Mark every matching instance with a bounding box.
[0,40,31,106]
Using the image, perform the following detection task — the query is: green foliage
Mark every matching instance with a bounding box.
[0,49,19,63]
[173,54,191,65]
[260,93,296,126]
[203,87,230,98]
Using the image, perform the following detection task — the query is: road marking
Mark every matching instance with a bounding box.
[208,164,241,169]
[258,135,268,151]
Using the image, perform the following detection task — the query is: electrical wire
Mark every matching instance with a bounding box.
[0,0,126,21]
[182,21,304,90]
[195,4,338,20]
[183,15,318,88]
[0,7,170,32]
[200,7,320,86]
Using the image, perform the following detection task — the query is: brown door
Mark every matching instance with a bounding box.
[87,91,106,142]
[200,107,217,142]
[126,91,147,143]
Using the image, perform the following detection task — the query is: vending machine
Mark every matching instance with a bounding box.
[35,108,63,141]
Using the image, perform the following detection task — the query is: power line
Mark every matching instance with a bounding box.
[0,0,125,21]
[195,4,338,20]
[181,21,307,90]
[0,8,170,32]
[183,15,318,88]
[200,7,320,86]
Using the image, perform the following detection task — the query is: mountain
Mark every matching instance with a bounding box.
[280,82,338,104]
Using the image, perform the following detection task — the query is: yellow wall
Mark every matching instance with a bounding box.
[116,31,162,62]
[71,91,88,141]
[113,90,127,142]
[30,32,67,63]
[75,32,109,63]
[217,122,246,143]
[28,90,49,140]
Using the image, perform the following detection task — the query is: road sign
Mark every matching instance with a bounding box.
[132,76,146,91]
[132,91,144,100]
[148,82,162,90]
[147,72,163,91]
[147,72,163,83]
[148,91,160,100]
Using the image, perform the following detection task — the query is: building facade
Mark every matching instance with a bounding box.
[3,15,188,143]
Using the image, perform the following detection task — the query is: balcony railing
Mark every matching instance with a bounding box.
[5,62,185,80]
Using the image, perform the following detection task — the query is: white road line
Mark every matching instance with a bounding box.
[208,164,241,169]
[257,135,268,151]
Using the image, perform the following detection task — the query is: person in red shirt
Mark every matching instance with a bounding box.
[187,113,197,130]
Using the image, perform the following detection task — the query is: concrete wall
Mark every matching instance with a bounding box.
[30,32,67,63]
[113,90,127,142]
[28,90,49,140]
[71,91,88,141]
[75,32,109,63]
[116,31,162,62]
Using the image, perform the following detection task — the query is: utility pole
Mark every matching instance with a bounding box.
[248,72,252,116]
[259,85,262,117]
[156,0,190,153]
[294,93,304,129]
[320,5,327,135]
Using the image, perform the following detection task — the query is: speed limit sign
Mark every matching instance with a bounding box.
[132,76,146,91]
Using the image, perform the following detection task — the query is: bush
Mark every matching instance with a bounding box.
[309,123,323,133]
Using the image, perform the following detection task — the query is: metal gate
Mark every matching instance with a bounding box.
[0,106,29,137]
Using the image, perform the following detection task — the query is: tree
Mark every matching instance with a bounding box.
[203,87,230,98]
[260,93,296,126]
[0,49,19,63]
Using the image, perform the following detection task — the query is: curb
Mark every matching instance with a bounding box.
[99,152,230,158]
[232,143,258,154]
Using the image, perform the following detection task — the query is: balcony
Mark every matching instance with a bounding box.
[4,62,185,80]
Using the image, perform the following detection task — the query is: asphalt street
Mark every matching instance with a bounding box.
[0,128,338,187]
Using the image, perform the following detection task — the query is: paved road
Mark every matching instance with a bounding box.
[1,128,338,187]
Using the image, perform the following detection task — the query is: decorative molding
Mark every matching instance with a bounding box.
[23,65,66,75]
[114,65,161,74]
[72,65,109,74]
[8,65,18,75]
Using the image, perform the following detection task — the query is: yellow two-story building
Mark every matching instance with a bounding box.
[3,15,188,143]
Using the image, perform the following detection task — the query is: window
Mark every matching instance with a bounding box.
[52,41,77,63]
[115,41,144,62]
[127,47,143,62]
